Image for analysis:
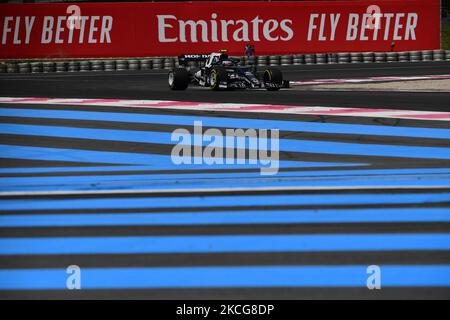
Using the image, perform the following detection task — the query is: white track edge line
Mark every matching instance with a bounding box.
[1,184,450,197]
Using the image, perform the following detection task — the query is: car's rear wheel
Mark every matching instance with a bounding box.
[263,68,283,91]
[168,68,189,90]
[210,67,228,90]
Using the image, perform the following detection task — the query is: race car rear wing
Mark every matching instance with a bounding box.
[178,54,210,66]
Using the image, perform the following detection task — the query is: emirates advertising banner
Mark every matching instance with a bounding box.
[0,0,440,59]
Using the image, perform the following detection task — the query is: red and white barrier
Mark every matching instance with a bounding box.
[0,0,440,59]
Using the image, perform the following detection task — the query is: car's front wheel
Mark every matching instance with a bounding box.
[210,67,228,91]
[168,68,189,90]
[263,68,283,91]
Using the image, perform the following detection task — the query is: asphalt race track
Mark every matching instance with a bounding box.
[0,61,449,299]
[1,61,450,110]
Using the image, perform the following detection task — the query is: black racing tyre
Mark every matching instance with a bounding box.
[263,68,283,91]
[209,67,228,90]
[168,68,189,90]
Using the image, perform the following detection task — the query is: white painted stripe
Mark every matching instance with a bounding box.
[1,97,450,121]
[290,74,450,86]
[1,184,450,197]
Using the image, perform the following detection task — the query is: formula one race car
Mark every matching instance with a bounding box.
[168,50,288,91]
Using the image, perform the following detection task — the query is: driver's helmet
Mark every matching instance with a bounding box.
[219,53,229,61]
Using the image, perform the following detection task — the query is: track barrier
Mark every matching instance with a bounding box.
[1,50,450,73]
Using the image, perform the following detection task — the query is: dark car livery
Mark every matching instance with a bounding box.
[168,51,287,91]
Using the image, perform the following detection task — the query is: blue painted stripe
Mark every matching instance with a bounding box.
[1,265,450,289]
[1,193,449,211]
[0,167,447,181]
[1,170,449,185]
[1,208,449,228]
[0,234,449,255]
[2,173,450,193]
[0,161,362,174]
[2,123,450,159]
[2,170,449,184]
[0,144,168,166]
[1,167,449,193]
[1,107,449,140]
